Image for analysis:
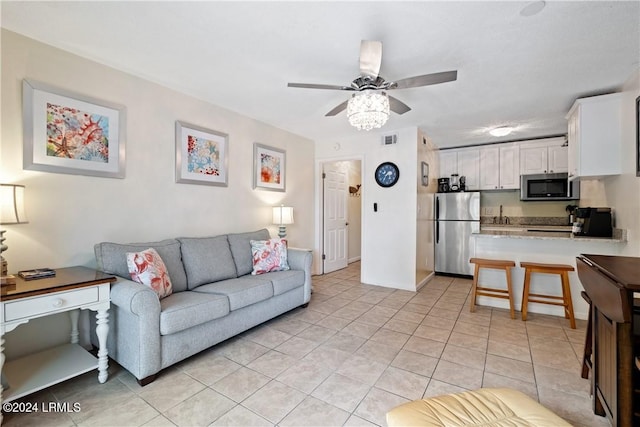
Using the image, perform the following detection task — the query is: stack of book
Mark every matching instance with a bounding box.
[18,268,56,280]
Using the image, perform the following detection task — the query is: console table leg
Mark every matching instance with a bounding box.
[1,334,5,425]
[95,309,109,383]
[69,309,79,344]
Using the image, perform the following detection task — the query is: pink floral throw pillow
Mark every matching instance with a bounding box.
[250,238,290,275]
[126,248,173,299]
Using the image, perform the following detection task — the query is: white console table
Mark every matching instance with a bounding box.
[0,267,114,417]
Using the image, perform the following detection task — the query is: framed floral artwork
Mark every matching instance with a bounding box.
[22,79,126,178]
[253,143,286,191]
[175,121,229,186]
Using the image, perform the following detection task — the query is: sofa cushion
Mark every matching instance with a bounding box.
[95,239,188,292]
[228,229,270,276]
[193,276,274,310]
[126,248,173,299]
[259,270,305,296]
[250,238,290,275]
[159,291,230,335]
[178,236,237,289]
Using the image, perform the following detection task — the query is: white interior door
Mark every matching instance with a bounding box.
[323,162,348,273]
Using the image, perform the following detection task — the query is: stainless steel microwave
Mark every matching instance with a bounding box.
[520,173,580,201]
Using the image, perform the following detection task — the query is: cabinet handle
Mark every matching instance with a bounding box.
[52,298,64,308]
[550,170,554,173]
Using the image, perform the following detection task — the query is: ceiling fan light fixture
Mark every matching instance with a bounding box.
[489,125,515,137]
[347,91,390,131]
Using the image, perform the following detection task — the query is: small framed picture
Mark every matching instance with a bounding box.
[253,143,286,192]
[22,79,126,178]
[421,161,429,186]
[175,121,229,186]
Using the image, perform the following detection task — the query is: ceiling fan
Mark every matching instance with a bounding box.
[287,40,458,118]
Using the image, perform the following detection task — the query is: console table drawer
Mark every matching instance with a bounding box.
[4,287,99,322]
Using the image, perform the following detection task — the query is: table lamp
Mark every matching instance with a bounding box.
[272,205,294,238]
[1,184,28,283]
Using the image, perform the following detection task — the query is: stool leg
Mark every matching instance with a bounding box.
[521,268,531,321]
[561,271,576,329]
[505,266,515,319]
[470,263,479,313]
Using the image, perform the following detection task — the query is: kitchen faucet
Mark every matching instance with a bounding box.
[492,205,508,225]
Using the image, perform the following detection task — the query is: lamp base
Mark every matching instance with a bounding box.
[278,226,287,239]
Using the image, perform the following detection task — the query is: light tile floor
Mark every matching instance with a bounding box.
[3,262,611,426]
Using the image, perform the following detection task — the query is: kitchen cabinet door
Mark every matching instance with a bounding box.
[439,150,458,178]
[520,145,548,175]
[457,148,480,190]
[499,144,520,189]
[548,144,568,173]
[479,146,500,190]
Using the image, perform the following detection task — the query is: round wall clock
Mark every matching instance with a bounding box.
[375,162,400,187]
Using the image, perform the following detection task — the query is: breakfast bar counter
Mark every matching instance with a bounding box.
[470,226,628,320]
[476,226,626,243]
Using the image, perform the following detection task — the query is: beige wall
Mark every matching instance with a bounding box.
[1,30,315,358]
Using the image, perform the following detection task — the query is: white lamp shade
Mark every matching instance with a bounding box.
[272,206,294,225]
[1,184,28,225]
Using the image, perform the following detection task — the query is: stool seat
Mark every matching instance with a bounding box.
[386,387,571,427]
[470,258,516,319]
[521,261,576,328]
[470,258,516,268]
[520,262,574,272]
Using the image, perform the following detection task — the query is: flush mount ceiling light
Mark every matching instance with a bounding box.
[489,126,515,137]
[347,90,390,131]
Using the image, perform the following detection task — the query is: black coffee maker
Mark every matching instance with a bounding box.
[437,178,450,193]
[574,207,612,237]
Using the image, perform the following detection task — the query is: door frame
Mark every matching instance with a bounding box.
[314,155,364,275]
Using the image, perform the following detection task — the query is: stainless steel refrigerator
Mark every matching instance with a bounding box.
[434,192,480,276]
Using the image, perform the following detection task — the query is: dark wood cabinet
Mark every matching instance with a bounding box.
[577,254,640,427]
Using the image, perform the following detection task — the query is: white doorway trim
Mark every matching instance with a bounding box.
[314,154,365,276]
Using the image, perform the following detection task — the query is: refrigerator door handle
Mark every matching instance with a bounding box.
[435,197,439,220]
[436,221,439,244]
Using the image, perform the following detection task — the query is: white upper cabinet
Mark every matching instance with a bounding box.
[457,148,480,190]
[439,150,458,179]
[479,143,520,190]
[566,93,623,180]
[438,148,480,190]
[519,137,567,175]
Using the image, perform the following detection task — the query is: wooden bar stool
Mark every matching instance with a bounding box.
[520,262,576,329]
[469,258,516,319]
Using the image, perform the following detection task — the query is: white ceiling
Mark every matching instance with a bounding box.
[2,1,639,148]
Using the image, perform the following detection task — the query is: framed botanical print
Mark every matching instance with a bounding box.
[175,121,229,186]
[253,143,286,192]
[22,79,126,178]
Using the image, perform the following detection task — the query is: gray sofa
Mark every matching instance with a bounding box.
[91,229,312,385]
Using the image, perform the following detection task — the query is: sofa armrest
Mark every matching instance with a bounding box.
[107,277,163,380]
[110,278,161,317]
[288,247,313,303]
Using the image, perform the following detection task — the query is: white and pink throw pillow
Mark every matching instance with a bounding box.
[126,248,173,299]
[250,238,290,275]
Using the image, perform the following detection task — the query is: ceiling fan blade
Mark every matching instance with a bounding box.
[359,40,382,78]
[288,82,353,91]
[325,100,349,116]
[388,95,411,115]
[390,70,458,90]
